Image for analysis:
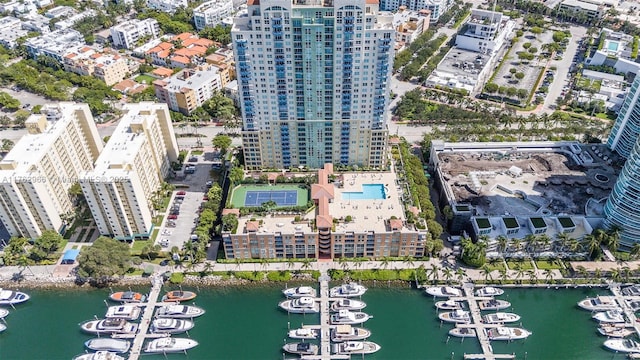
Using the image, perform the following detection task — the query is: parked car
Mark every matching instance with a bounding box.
[168,214,178,220]
[189,157,198,162]
[160,238,170,247]
[177,191,186,196]
[202,196,209,201]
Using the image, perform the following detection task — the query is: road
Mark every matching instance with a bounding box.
[539,25,587,114]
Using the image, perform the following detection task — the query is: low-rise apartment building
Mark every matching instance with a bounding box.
[153,64,221,115]
[25,28,85,62]
[110,19,160,49]
[0,103,103,239]
[63,47,129,86]
[146,32,214,68]
[193,0,234,30]
[147,0,188,14]
[393,8,430,51]
[80,103,178,241]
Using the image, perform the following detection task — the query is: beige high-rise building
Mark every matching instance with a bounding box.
[79,103,178,241]
[0,103,103,239]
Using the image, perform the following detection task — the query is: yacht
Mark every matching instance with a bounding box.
[598,324,635,338]
[0,308,9,318]
[0,289,29,305]
[0,323,5,333]
[578,296,619,312]
[279,297,320,314]
[84,338,131,353]
[282,286,316,298]
[331,310,372,325]
[105,305,141,320]
[151,318,195,334]
[331,298,366,311]
[478,299,511,311]
[109,291,145,303]
[425,286,462,298]
[144,337,199,353]
[162,290,197,302]
[282,342,319,355]
[331,325,371,342]
[593,309,625,323]
[288,328,318,340]
[73,351,125,360]
[155,304,205,319]
[604,339,640,353]
[475,287,504,297]
[449,327,476,338]
[332,341,381,355]
[485,327,532,341]
[627,300,640,311]
[435,300,465,311]
[438,310,471,323]
[621,285,640,297]
[330,283,367,298]
[483,312,521,324]
[80,318,138,335]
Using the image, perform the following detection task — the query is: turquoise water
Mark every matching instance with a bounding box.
[342,184,387,200]
[0,284,617,360]
[608,41,619,51]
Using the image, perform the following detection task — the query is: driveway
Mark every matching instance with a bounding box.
[539,25,587,114]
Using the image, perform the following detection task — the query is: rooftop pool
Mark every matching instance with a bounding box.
[342,184,387,200]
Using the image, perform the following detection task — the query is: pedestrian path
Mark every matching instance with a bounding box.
[127,276,163,360]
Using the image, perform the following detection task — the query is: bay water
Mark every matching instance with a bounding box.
[0,284,617,360]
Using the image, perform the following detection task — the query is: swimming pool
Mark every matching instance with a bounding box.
[342,184,387,200]
[607,41,619,52]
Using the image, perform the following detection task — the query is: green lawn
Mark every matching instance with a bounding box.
[135,74,156,84]
[150,228,160,243]
[131,240,151,256]
[190,150,204,155]
[152,215,164,227]
[229,184,309,208]
[535,260,564,270]
[485,261,506,272]
[506,260,534,270]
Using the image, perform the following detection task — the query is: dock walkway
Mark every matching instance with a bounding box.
[609,284,640,338]
[127,276,163,360]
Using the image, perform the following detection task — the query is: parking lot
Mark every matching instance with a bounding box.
[155,150,218,251]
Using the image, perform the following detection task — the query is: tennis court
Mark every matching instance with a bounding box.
[245,190,298,206]
[230,184,309,208]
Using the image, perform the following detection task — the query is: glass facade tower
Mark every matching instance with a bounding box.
[608,75,640,159]
[232,0,394,169]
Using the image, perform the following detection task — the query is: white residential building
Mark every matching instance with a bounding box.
[110,19,160,49]
[193,0,234,30]
[393,8,430,51]
[153,64,222,115]
[0,103,103,239]
[146,0,188,14]
[381,0,451,22]
[53,9,96,30]
[44,5,76,19]
[79,103,179,241]
[558,0,604,20]
[21,13,52,34]
[0,16,29,49]
[586,28,640,75]
[455,9,515,56]
[25,28,85,62]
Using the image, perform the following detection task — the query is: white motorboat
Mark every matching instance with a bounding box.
[627,300,640,311]
[598,324,635,338]
[80,318,138,335]
[331,325,371,342]
[155,304,205,319]
[593,309,625,323]
[331,310,372,325]
[283,286,316,298]
[85,338,131,353]
[435,300,465,311]
[483,312,521,324]
[604,339,640,353]
[73,351,125,360]
[279,297,319,314]
[151,318,195,334]
[144,337,199,353]
[621,285,640,297]
[438,310,471,323]
[283,342,319,355]
[331,298,366,311]
[330,283,367,298]
[105,305,141,320]
[0,323,5,333]
[425,286,462,298]
[0,289,29,305]
[288,328,318,340]
[485,327,532,341]
[449,327,476,338]
[332,341,381,355]
[0,308,9,318]
[478,299,511,311]
[578,296,619,312]
[475,287,504,297]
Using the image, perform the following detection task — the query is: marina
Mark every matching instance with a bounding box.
[0,285,624,359]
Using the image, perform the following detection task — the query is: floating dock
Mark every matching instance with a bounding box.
[126,276,163,360]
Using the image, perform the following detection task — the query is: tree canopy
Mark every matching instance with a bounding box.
[77,236,132,285]
[212,134,232,154]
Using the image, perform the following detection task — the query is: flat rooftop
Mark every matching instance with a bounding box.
[434,142,620,216]
[436,48,490,80]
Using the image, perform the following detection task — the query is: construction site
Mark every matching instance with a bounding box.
[431,141,621,217]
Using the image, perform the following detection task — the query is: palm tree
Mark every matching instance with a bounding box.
[631,243,640,260]
[555,232,571,252]
[480,264,493,282]
[496,235,508,254]
[543,269,554,283]
[338,257,350,271]
[300,258,312,271]
[499,268,508,284]
[576,265,588,279]
[594,268,603,280]
[622,267,632,283]
[442,268,453,284]
[455,268,467,285]
[403,256,415,268]
[428,264,440,283]
[610,268,622,283]
[379,256,391,270]
[527,270,538,284]
[606,225,621,252]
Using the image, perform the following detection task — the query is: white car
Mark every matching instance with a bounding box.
[160,239,170,247]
